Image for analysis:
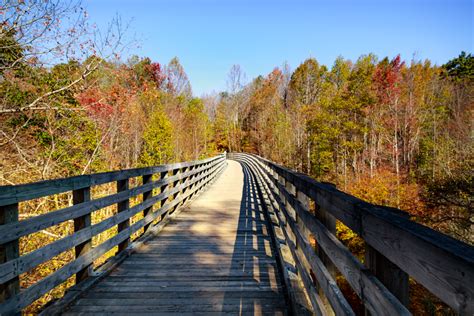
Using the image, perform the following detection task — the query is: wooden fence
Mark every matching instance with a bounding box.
[230,153,473,315]
[0,154,226,314]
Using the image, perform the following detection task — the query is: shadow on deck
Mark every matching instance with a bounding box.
[60,161,291,315]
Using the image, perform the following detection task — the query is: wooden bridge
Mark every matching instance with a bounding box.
[0,153,473,315]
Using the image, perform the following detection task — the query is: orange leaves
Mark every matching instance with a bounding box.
[76,87,114,121]
[373,54,405,105]
[347,169,425,216]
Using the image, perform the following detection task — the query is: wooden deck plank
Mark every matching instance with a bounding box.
[63,161,289,315]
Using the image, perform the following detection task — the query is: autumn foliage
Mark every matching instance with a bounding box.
[0,10,472,313]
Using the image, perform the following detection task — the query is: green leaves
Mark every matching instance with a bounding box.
[443,51,474,82]
[140,108,174,166]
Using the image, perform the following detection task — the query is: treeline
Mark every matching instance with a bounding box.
[1,38,472,244]
[212,53,472,313]
[213,53,473,245]
[1,54,216,172]
[2,2,472,313]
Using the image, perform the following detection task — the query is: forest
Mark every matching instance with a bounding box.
[0,1,472,314]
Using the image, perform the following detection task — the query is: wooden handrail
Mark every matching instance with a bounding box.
[0,154,226,314]
[229,152,474,315]
[0,155,224,207]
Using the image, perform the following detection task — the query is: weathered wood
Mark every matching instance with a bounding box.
[243,160,299,315]
[0,157,223,313]
[142,174,153,233]
[232,154,409,315]
[59,160,286,316]
[269,169,409,314]
[117,179,130,253]
[159,170,170,222]
[5,152,473,315]
[365,245,409,308]
[0,214,144,314]
[65,303,286,313]
[314,184,337,313]
[0,203,20,316]
[0,170,216,284]
[231,152,474,315]
[365,206,410,309]
[170,168,182,214]
[0,155,224,207]
[0,161,219,245]
[0,160,225,314]
[73,187,92,283]
[42,162,226,316]
[246,157,353,316]
[254,177,324,315]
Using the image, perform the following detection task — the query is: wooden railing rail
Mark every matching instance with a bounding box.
[229,152,473,315]
[0,154,226,314]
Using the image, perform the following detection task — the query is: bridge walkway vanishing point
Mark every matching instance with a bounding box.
[0,153,473,315]
[61,160,291,315]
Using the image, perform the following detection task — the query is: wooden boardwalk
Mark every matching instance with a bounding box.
[62,160,289,315]
[2,154,472,315]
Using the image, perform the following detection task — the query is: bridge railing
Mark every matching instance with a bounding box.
[229,153,473,315]
[0,154,226,314]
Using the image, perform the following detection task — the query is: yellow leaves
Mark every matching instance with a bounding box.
[347,169,425,216]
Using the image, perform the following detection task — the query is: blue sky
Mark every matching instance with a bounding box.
[84,0,473,96]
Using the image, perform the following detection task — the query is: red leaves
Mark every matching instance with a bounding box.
[76,88,113,120]
[146,62,165,86]
[373,54,405,105]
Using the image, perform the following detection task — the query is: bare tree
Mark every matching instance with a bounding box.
[226,64,245,94]
[0,0,131,184]
[0,0,129,114]
[166,57,192,98]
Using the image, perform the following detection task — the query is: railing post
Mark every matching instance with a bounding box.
[315,185,337,274]
[365,211,410,309]
[117,179,130,253]
[296,190,310,246]
[314,184,338,312]
[277,175,288,229]
[170,168,182,214]
[182,166,191,204]
[73,187,92,283]
[285,182,297,247]
[159,171,169,221]
[188,164,199,199]
[0,203,20,314]
[142,174,153,233]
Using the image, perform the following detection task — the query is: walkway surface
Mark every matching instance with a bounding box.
[63,160,288,315]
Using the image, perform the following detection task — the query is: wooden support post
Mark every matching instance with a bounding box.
[198,163,206,190]
[365,212,410,310]
[142,174,153,233]
[73,187,92,283]
[0,203,20,314]
[159,171,169,222]
[116,179,130,253]
[314,184,338,314]
[285,182,297,245]
[189,165,199,199]
[315,208,337,275]
[296,191,310,247]
[170,168,182,214]
[365,245,409,306]
[315,184,338,278]
[182,166,190,204]
[277,175,288,228]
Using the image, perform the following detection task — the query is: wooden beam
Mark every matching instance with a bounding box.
[142,174,153,233]
[73,187,92,283]
[117,179,130,253]
[0,155,225,207]
[0,164,211,245]
[0,203,20,315]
